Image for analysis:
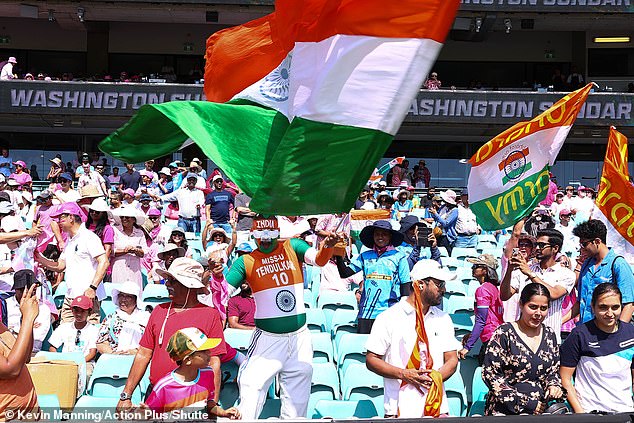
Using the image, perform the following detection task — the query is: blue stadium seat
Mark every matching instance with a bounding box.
[438,246,449,258]
[469,367,488,416]
[450,313,474,338]
[100,300,117,320]
[102,282,113,300]
[479,247,503,259]
[446,296,475,315]
[444,279,466,297]
[53,282,67,309]
[304,288,314,309]
[466,280,481,297]
[312,399,379,419]
[459,355,479,403]
[37,394,61,421]
[445,368,468,417]
[307,362,340,418]
[442,257,464,271]
[318,290,358,333]
[341,362,384,416]
[336,333,368,374]
[305,308,326,333]
[455,267,474,284]
[73,395,119,412]
[142,283,170,304]
[330,309,358,340]
[223,328,254,354]
[260,398,281,418]
[87,354,143,403]
[311,332,334,363]
[477,234,498,249]
[452,247,479,262]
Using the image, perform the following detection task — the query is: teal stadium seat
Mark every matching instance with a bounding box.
[312,399,379,419]
[53,282,67,309]
[450,313,474,338]
[142,283,170,305]
[442,257,464,271]
[336,333,368,374]
[223,328,254,354]
[452,247,479,262]
[307,362,340,418]
[305,308,326,333]
[100,300,116,320]
[469,366,489,416]
[311,332,334,363]
[330,309,358,340]
[341,362,384,416]
[445,368,468,417]
[37,394,61,421]
[87,354,144,403]
[317,290,358,333]
[447,296,475,315]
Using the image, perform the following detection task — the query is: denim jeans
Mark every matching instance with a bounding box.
[214,222,232,235]
[178,217,201,234]
[454,234,478,248]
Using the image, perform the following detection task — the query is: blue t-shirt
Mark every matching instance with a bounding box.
[0,156,13,177]
[349,248,410,320]
[579,249,634,323]
[204,190,234,224]
[560,320,634,412]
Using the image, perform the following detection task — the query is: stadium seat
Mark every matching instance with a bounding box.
[304,288,314,309]
[459,355,479,403]
[37,394,61,421]
[311,332,334,363]
[351,243,359,257]
[446,296,475,315]
[477,234,498,249]
[100,300,116,320]
[341,362,384,415]
[438,246,449,258]
[317,290,358,333]
[452,247,479,262]
[102,282,113,300]
[336,333,368,373]
[442,257,464,271]
[219,381,239,409]
[142,283,170,304]
[469,367,488,416]
[73,395,119,412]
[87,354,144,403]
[455,267,474,284]
[307,362,340,417]
[330,309,358,339]
[304,265,316,289]
[445,368,468,417]
[450,313,474,338]
[224,328,254,353]
[305,308,326,333]
[466,280,481,297]
[312,399,379,419]
[479,247,502,259]
[444,279,466,297]
[53,282,67,309]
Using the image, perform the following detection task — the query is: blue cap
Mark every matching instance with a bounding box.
[236,242,254,253]
[59,172,73,181]
[185,172,198,180]
[139,193,152,201]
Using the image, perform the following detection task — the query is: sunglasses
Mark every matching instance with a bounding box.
[472,264,487,270]
[89,210,102,214]
[535,242,552,249]
[149,216,160,221]
[171,233,184,238]
[579,239,594,248]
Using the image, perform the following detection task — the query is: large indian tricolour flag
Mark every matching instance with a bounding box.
[468,83,593,230]
[592,127,634,263]
[99,0,460,215]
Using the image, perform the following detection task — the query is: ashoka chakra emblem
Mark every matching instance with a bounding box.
[275,290,296,313]
[259,55,292,102]
[503,149,528,182]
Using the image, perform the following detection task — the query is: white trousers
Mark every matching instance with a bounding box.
[237,326,313,419]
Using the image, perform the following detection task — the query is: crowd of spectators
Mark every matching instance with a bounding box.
[1,143,634,418]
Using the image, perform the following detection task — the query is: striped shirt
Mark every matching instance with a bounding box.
[510,262,576,343]
[145,368,214,413]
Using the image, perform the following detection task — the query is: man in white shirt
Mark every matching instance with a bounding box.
[366,259,460,417]
[277,216,310,240]
[0,57,16,80]
[160,173,205,233]
[454,191,480,248]
[7,269,51,353]
[77,161,107,197]
[35,202,108,323]
[500,228,575,342]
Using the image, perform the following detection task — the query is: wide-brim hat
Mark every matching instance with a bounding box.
[49,157,63,167]
[112,206,146,226]
[209,227,230,243]
[83,197,111,214]
[440,189,457,205]
[467,254,499,270]
[156,257,205,289]
[398,215,419,234]
[158,243,186,260]
[8,57,17,64]
[359,220,404,248]
[111,281,141,308]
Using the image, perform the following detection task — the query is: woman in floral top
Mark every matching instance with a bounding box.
[483,283,564,415]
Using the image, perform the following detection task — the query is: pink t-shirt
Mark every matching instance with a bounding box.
[475,282,504,343]
[145,368,215,413]
[9,172,32,187]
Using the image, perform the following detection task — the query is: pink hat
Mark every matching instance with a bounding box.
[559,209,572,216]
[577,185,586,191]
[8,57,17,64]
[148,208,161,217]
[12,160,26,168]
[50,202,83,218]
[123,188,135,197]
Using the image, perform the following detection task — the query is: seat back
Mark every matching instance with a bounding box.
[53,282,67,309]
[305,308,326,333]
[142,284,170,304]
[223,328,254,354]
[336,333,368,370]
[469,366,489,416]
[452,247,478,262]
[444,369,468,417]
[446,296,475,315]
[312,399,379,419]
[88,354,142,402]
[311,332,334,363]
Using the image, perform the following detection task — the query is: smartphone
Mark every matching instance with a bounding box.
[512,247,520,256]
[416,224,432,248]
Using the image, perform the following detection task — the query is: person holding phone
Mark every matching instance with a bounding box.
[7,270,51,353]
[397,215,441,270]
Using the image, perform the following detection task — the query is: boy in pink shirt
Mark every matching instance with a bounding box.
[142,327,240,419]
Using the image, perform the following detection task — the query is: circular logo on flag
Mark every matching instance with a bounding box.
[501,148,529,183]
[275,289,296,313]
[259,54,292,102]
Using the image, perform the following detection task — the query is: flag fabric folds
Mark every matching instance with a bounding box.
[369,157,405,183]
[593,127,634,261]
[99,0,461,215]
[467,83,594,230]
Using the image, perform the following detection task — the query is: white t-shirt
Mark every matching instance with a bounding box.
[0,244,13,291]
[48,321,99,360]
[365,298,460,417]
[60,225,106,298]
[455,203,479,235]
[509,262,576,342]
[7,295,51,353]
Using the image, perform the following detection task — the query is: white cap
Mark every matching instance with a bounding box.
[410,259,456,282]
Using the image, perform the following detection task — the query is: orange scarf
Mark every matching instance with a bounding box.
[399,285,444,417]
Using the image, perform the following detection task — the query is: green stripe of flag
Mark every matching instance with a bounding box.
[471,164,551,230]
[99,100,392,215]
